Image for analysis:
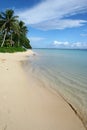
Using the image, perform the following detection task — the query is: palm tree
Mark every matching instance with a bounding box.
[0,9,32,49]
[14,21,28,46]
[0,9,18,47]
[19,21,28,35]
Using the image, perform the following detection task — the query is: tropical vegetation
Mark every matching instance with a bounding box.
[0,9,32,52]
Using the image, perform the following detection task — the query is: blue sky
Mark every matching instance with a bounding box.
[1,0,87,48]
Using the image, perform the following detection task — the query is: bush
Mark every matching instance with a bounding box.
[0,47,26,53]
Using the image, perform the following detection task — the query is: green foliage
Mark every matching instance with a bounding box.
[0,47,26,53]
[20,35,32,49]
[0,9,32,51]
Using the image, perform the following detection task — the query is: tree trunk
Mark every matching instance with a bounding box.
[10,34,13,46]
[17,39,19,46]
[1,31,7,47]
[18,36,20,47]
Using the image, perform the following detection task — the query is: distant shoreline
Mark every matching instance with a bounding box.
[33,48,87,50]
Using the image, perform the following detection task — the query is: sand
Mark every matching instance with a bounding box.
[0,50,85,130]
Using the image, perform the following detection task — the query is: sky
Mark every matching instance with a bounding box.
[0,0,87,48]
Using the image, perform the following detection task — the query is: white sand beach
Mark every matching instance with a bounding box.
[0,50,85,130]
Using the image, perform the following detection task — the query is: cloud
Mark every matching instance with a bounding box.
[80,33,87,37]
[29,37,45,42]
[32,19,86,30]
[29,36,46,48]
[16,0,87,30]
[52,40,87,48]
[54,41,69,46]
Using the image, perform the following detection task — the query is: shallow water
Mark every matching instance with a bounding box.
[24,49,87,128]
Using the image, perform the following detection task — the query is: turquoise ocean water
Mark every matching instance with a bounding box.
[24,49,87,128]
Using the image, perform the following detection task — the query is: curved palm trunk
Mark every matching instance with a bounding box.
[1,31,7,47]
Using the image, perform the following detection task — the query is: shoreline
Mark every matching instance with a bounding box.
[0,50,85,130]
